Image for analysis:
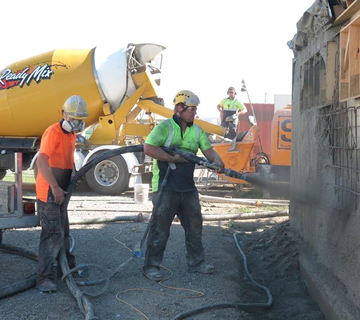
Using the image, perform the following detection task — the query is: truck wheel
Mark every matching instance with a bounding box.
[0,169,6,180]
[85,155,129,195]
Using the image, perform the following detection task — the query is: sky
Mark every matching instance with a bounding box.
[1,0,315,119]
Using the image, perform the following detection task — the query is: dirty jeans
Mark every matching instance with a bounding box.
[36,200,75,283]
[144,190,205,271]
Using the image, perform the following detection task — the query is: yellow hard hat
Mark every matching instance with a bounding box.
[62,95,88,119]
[172,90,200,107]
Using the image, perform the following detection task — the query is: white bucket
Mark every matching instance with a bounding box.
[134,184,149,204]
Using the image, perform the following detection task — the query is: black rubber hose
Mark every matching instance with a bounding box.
[171,232,273,320]
[0,244,38,299]
[0,243,38,261]
[0,235,77,299]
[0,274,36,299]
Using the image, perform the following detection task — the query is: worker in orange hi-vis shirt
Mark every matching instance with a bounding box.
[35,95,88,293]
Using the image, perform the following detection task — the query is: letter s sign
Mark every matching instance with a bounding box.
[277,116,291,149]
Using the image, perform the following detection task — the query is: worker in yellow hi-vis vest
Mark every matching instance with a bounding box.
[217,86,247,139]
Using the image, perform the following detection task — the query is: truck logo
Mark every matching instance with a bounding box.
[277,116,291,149]
[0,64,54,90]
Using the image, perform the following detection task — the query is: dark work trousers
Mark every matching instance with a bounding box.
[144,190,205,270]
[36,200,75,283]
[221,110,237,140]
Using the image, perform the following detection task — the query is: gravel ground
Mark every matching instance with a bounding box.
[0,183,325,320]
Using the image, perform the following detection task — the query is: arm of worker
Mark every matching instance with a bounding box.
[217,104,223,116]
[202,148,225,171]
[144,144,188,163]
[36,153,66,205]
[237,108,248,120]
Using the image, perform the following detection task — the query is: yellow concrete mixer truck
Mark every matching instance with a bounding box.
[0,42,291,233]
[0,43,225,197]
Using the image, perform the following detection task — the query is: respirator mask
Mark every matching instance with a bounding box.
[62,119,85,133]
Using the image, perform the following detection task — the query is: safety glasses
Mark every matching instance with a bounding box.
[185,106,198,112]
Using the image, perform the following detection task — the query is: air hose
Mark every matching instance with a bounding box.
[171,231,273,320]
[0,244,38,299]
[0,236,75,299]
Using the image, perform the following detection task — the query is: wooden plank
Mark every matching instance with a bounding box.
[326,42,337,102]
[343,31,350,77]
[334,1,360,26]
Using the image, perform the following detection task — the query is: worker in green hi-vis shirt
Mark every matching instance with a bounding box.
[142,90,224,281]
[217,86,247,139]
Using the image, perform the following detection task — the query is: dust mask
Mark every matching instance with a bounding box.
[62,119,85,133]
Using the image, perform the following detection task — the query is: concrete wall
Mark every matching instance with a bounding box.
[291,14,360,320]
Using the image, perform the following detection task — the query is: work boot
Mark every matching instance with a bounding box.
[36,279,57,292]
[188,262,215,274]
[143,267,164,281]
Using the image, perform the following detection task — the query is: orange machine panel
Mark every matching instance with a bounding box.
[238,103,274,159]
[271,107,292,166]
[212,124,258,184]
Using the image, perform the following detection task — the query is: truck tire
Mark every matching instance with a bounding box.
[0,169,6,180]
[85,154,129,195]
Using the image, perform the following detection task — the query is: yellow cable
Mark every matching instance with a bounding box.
[115,294,150,320]
[113,227,205,319]
[113,227,134,252]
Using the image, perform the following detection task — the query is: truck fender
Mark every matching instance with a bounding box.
[29,149,85,172]
[29,152,39,170]
[74,149,85,172]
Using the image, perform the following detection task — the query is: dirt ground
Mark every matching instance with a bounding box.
[0,182,325,320]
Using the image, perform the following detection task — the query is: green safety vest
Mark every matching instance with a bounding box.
[146,118,211,192]
[221,98,243,111]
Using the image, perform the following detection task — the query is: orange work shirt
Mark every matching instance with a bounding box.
[36,122,76,202]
